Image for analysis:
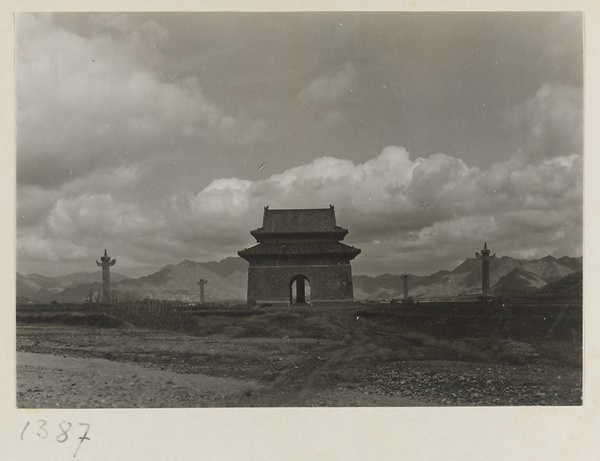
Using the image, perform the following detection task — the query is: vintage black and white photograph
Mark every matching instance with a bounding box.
[16,12,583,409]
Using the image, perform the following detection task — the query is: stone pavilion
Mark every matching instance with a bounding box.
[238,206,361,305]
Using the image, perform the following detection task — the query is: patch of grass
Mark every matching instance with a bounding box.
[97,300,196,332]
[17,312,124,328]
[398,330,540,365]
[532,338,582,365]
[17,300,582,371]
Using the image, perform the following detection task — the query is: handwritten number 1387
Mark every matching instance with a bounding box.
[21,420,90,457]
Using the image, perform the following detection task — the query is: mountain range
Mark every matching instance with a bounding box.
[17,271,130,304]
[352,255,581,301]
[16,255,582,304]
[17,257,248,304]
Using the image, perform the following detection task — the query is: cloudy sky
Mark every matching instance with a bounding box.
[16,12,583,277]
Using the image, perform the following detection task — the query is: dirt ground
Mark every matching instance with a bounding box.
[16,303,582,408]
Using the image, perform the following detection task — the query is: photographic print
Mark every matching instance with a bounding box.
[16,12,583,409]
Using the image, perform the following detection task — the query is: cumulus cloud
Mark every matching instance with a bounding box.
[158,81,579,274]
[16,14,582,277]
[167,132,580,275]
[506,83,582,163]
[18,191,173,275]
[298,62,357,103]
[20,80,581,275]
[541,13,583,72]
[16,13,262,190]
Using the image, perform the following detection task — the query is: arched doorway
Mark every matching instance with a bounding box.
[290,275,311,304]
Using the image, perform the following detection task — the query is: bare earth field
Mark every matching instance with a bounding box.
[16,302,582,408]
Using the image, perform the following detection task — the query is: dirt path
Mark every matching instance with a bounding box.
[18,350,431,408]
[17,352,259,408]
[272,346,433,407]
[16,308,581,408]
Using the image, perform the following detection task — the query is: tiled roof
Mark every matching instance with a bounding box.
[258,207,341,233]
[238,241,361,258]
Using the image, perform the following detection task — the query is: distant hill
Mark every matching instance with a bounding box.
[51,282,104,303]
[114,258,248,302]
[489,268,547,295]
[353,255,582,300]
[17,257,248,304]
[534,270,582,300]
[196,257,248,278]
[17,255,581,304]
[16,271,129,304]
